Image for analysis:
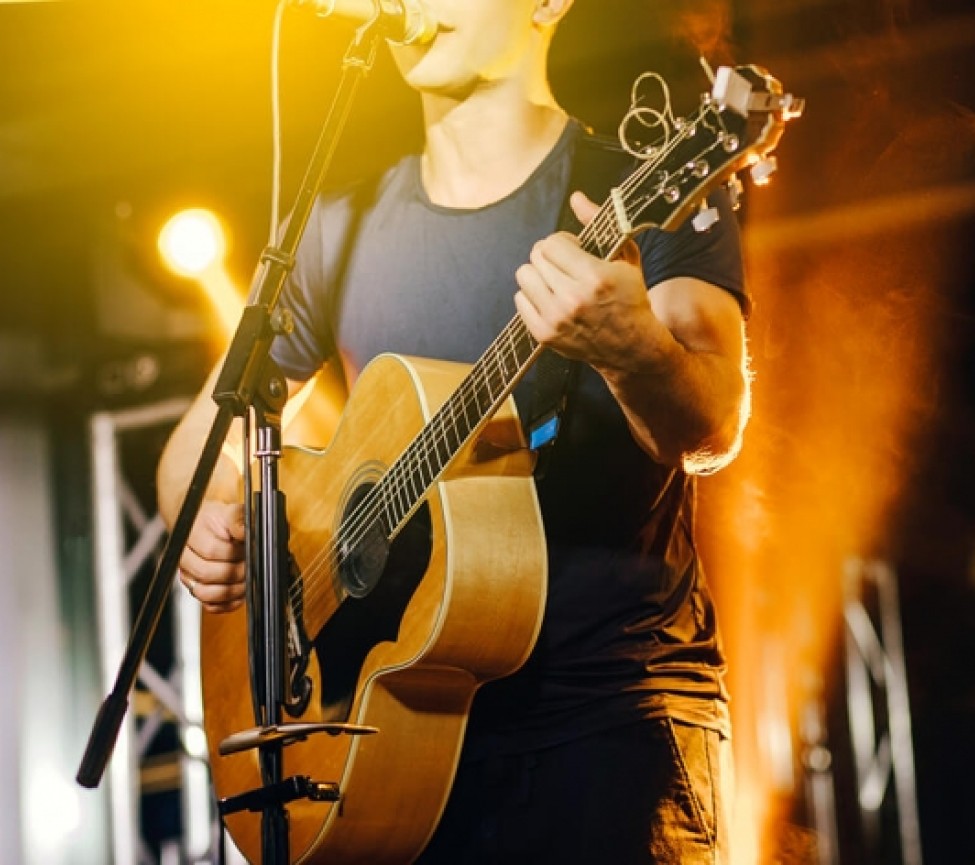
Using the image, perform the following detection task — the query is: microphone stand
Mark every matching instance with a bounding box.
[77,20,386,864]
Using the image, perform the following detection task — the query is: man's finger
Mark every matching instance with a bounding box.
[569,190,600,226]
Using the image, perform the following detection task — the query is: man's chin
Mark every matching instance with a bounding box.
[406,72,478,102]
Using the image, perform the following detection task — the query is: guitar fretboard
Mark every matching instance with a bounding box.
[374,317,536,537]
[369,214,622,541]
[370,192,640,539]
[356,97,750,544]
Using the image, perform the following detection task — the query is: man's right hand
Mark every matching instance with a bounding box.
[178,500,247,613]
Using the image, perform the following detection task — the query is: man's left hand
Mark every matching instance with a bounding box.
[514,191,656,370]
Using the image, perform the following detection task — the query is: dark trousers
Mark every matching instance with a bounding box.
[416,718,733,865]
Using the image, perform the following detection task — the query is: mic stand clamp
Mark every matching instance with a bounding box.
[219,776,341,819]
[215,723,378,819]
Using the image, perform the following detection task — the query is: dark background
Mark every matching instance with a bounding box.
[1,1,972,862]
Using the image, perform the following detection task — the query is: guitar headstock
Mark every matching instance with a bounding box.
[611,65,804,238]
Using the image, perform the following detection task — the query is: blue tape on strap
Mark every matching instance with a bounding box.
[529,415,560,450]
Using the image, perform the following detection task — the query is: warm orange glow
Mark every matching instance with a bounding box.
[701,169,959,863]
[196,266,245,336]
[731,780,767,865]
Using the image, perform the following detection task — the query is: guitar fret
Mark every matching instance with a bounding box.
[408,455,424,502]
[508,329,522,374]
[462,389,478,433]
[380,480,396,529]
[419,445,436,490]
[434,416,452,470]
[381,494,398,537]
[394,471,410,524]
[447,394,463,446]
[413,458,430,496]
[498,342,515,379]
[474,376,493,414]
[485,366,504,405]
[493,345,513,393]
[486,367,499,405]
[403,461,417,514]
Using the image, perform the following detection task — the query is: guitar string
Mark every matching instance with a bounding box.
[285,106,726,623]
[280,315,534,622]
[284,102,726,621]
[284,100,728,620]
[310,101,724,560]
[299,99,728,579]
[291,315,534,616]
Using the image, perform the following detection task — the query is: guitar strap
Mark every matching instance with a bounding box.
[527,128,636,478]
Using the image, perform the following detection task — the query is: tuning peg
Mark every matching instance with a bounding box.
[692,201,720,233]
[780,94,805,120]
[750,156,778,186]
[725,174,744,211]
[711,66,753,118]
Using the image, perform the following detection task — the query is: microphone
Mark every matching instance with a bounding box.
[290,0,438,46]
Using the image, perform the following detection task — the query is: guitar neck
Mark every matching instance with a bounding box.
[374,201,628,541]
[374,315,539,538]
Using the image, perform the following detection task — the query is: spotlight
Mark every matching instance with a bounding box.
[157,208,227,277]
[156,207,245,336]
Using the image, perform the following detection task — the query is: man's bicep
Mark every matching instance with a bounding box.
[647,276,746,366]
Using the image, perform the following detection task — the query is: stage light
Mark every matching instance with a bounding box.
[155,206,245,336]
[158,208,227,277]
[156,206,345,453]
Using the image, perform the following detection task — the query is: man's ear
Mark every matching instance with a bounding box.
[533,0,574,27]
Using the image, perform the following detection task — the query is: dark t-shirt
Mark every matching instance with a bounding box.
[271,120,745,756]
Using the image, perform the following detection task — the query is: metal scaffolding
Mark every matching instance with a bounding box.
[841,557,924,865]
[89,397,217,864]
[790,557,924,865]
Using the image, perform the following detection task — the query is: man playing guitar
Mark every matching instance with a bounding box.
[158,0,749,861]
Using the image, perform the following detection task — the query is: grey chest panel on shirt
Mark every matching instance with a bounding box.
[332,161,564,373]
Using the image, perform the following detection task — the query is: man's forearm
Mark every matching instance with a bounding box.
[598,339,747,473]
[156,376,244,528]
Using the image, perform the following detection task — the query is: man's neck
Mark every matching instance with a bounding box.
[419,84,568,209]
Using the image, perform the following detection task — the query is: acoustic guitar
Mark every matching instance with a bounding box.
[201,65,802,864]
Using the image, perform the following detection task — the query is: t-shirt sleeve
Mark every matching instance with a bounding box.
[638,187,749,316]
[267,196,346,382]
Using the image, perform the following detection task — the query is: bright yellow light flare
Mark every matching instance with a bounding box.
[161,217,346,449]
[158,208,228,277]
[198,266,247,337]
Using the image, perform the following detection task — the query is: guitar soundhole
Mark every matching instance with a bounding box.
[315,488,433,722]
[337,482,391,599]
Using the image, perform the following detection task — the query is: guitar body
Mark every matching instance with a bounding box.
[201,353,547,864]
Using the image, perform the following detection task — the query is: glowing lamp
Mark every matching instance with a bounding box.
[158,208,227,277]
